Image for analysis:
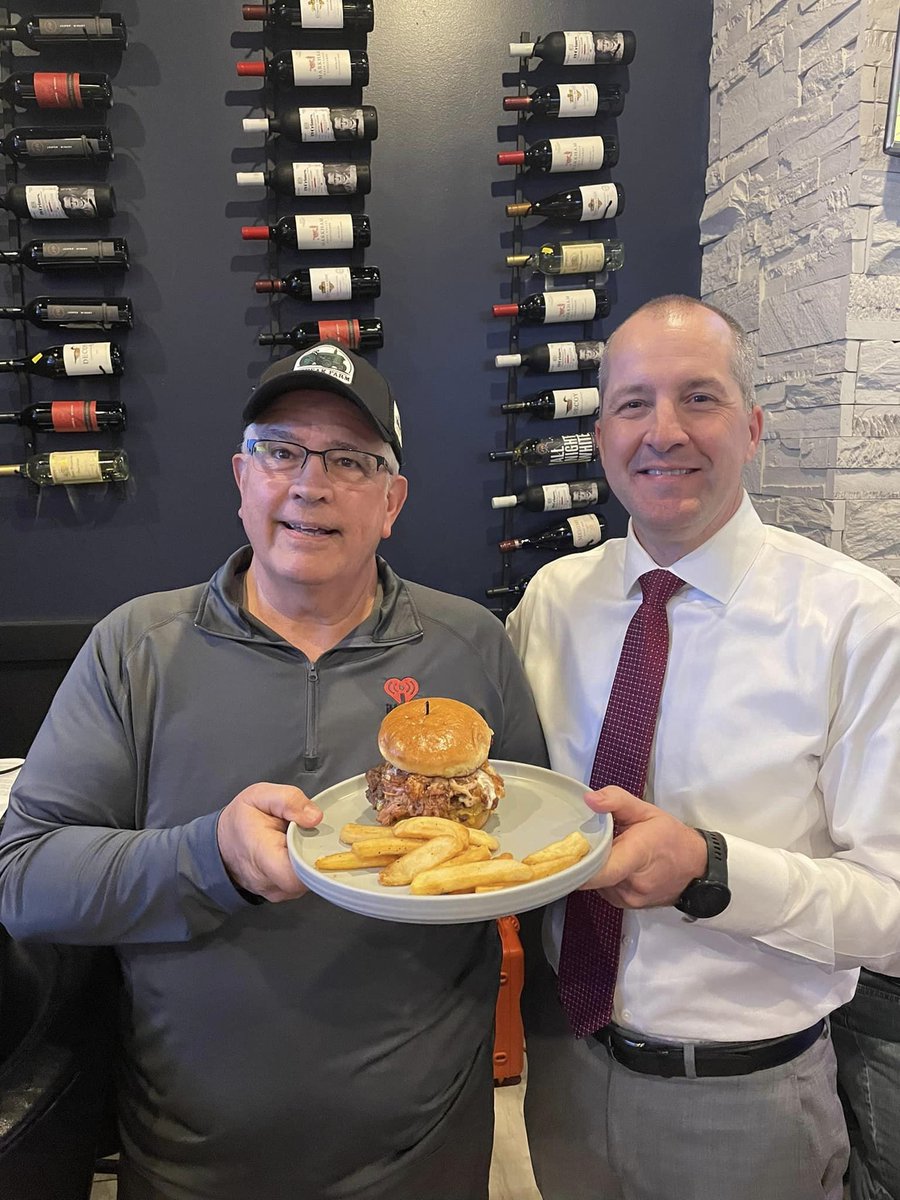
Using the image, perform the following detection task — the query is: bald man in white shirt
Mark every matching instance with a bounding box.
[509,295,900,1200]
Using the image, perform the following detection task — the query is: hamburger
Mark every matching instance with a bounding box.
[365,697,505,828]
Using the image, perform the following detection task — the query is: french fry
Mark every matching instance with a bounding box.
[525,854,582,880]
[390,817,469,850]
[494,852,514,860]
[522,831,591,866]
[378,835,462,886]
[351,838,423,860]
[465,828,500,851]
[315,851,396,871]
[474,883,519,893]
[443,845,491,868]
[409,859,532,896]
[339,823,395,845]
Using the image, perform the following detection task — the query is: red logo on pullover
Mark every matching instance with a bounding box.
[383,677,419,704]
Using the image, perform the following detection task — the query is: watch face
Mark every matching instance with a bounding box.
[679,880,731,919]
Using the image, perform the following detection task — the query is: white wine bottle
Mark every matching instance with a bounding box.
[0,448,128,485]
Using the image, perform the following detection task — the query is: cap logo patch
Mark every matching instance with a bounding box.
[292,345,355,385]
[383,676,419,705]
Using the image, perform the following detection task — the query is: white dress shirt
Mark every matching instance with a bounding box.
[506,494,900,1041]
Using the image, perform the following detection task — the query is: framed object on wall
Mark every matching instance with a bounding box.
[884,11,900,156]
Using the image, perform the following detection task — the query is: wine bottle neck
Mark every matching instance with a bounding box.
[0,307,23,319]
[0,251,20,263]
[0,358,23,370]
[0,411,18,422]
[0,463,23,475]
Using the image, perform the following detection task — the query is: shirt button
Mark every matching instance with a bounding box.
[622,1009,633,1022]
[621,935,631,946]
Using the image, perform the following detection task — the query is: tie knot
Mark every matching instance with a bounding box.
[639,569,684,608]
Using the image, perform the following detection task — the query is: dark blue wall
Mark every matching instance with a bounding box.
[0,0,711,623]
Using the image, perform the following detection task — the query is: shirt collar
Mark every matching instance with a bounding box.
[622,492,766,604]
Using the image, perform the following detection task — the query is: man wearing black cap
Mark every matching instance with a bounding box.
[0,345,546,1200]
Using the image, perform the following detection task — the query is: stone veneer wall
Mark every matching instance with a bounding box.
[702,0,900,582]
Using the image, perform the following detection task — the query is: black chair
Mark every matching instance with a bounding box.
[0,926,119,1199]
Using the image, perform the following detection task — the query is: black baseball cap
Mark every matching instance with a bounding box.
[242,342,403,465]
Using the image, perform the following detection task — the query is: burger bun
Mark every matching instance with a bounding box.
[378,697,493,778]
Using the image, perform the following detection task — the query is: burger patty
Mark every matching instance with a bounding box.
[365,762,505,827]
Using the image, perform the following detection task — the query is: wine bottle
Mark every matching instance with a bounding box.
[0,297,133,330]
[495,340,604,374]
[0,448,128,486]
[485,577,532,598]
[242,214,371,250]
[242,106,377,143]
[0,126,114,164]
[0,398,126,432]
[506,182,624,223]
[0,184,116,220]
[0,72,113,111]
[236,50,369,88]
[501,386,600,420]
[506,239,625,275]
[492,287,610,324]
[503,84,624,119]
[489,433,597,467]
[235,162,370,197]
[497,135,617,174]
[0,342,124,378]
[259,317,383,351]
[241,2,375,31]
[0,14,127,48]
[499,512,605,553]
[491,478,610,512]
[254,266,381,301]
[0,239,129,272]
[509,31,636,66]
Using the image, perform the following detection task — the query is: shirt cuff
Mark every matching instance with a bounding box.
[701,833,791,938]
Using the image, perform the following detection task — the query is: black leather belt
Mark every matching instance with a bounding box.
[593,1019,825,1078]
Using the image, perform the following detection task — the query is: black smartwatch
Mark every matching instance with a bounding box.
[674,829,731,919]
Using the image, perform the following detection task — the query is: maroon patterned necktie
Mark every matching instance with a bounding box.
[557,568,685,1037]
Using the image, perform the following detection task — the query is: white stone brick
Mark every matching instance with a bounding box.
[703,277,762,331]
[797,3,863,74]
[851,165,900,204]
[832,467,900,497]
[700,172,751,243]
[765,404,844,436]
[865,203,900,273]
[751,0,791,27]
[860,26,896,66]
[760,436,830,492]
[784,373,846,406]
[720,66,797,157]
[777,496,847,528]
[747,160,819,219]
[852,406,900,434]
[773,105,859,170]
[857,338,900,384]
[865,0,900,31]
[763,209,860,295]
[756,339,857,381]
[701,228,745,291]
[874,63,894,102]
[709,132,770,190]
[759,31,787,73]
[824,435,900,465]
[759,276,851,353]
[750,494,781,522]
[847,273,900,337]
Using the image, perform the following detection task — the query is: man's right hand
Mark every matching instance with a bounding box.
[216,783,323,903]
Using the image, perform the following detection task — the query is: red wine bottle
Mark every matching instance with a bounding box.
[497,135,618,174]
[490,433,597,467]
[0,14,127,48]
[242,214,371,250]
[242,2,374,30]
[0,72,112,110]
[255,266,381,301]
[507,182,624,223]
[259,318,383,351]
[485,576,532,598]
[0,448,129,486]
[509,31,636,66]
[495,340,604,373]
[243,106,377,143]
[0,184,116,220]
[493,287,610,324]
[501,386,600,420]
[0,341,124,377]
[0,398,126,432]
[0,297,133,330]
[503,84,624,119]
[0,126,114,163]
[491,478,609,512]
[499,512,605,553]
[0,239,129,271]
[235,161,370,197]
[236,50,369,88]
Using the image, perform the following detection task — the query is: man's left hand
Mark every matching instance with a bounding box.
[580,786,708,909]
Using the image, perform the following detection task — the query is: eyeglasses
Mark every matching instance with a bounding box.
[244,438,390,485]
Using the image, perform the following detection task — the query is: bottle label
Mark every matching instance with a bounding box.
[569,481,601,507]
[317,319,361,348]
[41,240,117,262]
[578,183,620,221]
[294,214,354,248]
[33,72,83,110]
[48,450,104,484]
[24,135,106,159]
[559,243,607,272]
[308,267,352,301]
[298,0,345,28]
[556,83,599,117]
[47,303,124,328]
[562,32,597,65]
[593,32,628,63]
[549,137,605,172]
[329,107,366,139]
[50,400,98,432]
[291,49,352,86]
[541,483,575,512]
[542,289,598,323]
[546,342,579,372]
[37,18,114,37]
[575,342,605,369]
[299,107,338,142]
[567,514,603,548]
[292,162,329,195]
[62,342,113,376]
[543,434,596,464]
[24,186,102,219]
[551,387,600,418]
[324,164,358,194]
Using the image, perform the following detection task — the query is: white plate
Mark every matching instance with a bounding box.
[287,760,612,924]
